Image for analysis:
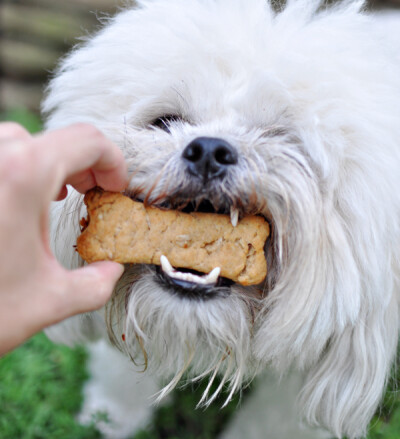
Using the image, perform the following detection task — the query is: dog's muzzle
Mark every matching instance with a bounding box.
[151,137,240,298]
[128,136,267,300]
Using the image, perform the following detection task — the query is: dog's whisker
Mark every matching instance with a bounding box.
[143,156,178,206]
[155,346,196,403]
[160,158,184,202]
[129,333,149,372]
[206,353,237,408]
[196,358,223,407]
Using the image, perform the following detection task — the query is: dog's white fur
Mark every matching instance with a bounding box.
[43,1,400,438]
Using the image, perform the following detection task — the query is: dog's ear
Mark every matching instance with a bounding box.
[298,299,398,439]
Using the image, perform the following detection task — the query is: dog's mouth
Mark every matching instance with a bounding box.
[127,190,268,300]
[158,200,242,298]
[155,260,234,299]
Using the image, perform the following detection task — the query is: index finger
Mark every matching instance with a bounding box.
[32,124,129,194]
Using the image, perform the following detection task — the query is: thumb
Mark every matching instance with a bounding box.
[61,261,124,317]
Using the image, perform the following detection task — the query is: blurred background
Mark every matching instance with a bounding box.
[1,1,400,438]
[0,0,125,114]
[1,0,399,115]
[1,0,400,114]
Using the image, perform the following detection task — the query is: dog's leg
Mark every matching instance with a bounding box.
[78,340,159,439]
[219,371,331,439]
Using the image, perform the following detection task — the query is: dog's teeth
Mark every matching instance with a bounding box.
[230,207,239,227]
[203,267,221,284]
[160,255,220,286]
[160,255,174,274]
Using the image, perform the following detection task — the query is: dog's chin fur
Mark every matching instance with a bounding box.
[112,270,258,404]
[43,1,400,438]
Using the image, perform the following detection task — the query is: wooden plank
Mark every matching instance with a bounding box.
[2,39,60,79]
[2,4,95,49]
[0,0,128,114]
[8,0,128,15]
[0,79,44,112]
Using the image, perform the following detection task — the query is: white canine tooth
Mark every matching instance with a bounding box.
[160,255,173,274]
[204,267,221,284]
[230,207,239,227]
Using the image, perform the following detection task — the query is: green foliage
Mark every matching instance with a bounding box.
[2,333,400,439]
[0,333,100,439]
[132,380,243,439]
[0,108,43,133]
[366,364,400,439]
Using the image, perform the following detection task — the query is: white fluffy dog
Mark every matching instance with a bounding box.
[43,1,400,438]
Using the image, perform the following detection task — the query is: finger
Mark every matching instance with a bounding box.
[64,169,96,195]
[59,262,125,319]
[32,124,128,196]
[0,122,31,142]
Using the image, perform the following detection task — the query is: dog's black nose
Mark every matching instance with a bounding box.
[182,137,238,181]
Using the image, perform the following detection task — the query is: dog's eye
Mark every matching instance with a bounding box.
[150,115,183,132]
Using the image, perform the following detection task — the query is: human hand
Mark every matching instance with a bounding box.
[0,122,128,355]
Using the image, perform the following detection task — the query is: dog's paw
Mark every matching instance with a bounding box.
[219,373,332,439]
[78,340,159,439]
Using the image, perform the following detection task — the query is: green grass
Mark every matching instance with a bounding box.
[0,331,238,439]
[0,334,100,439]
[1,331,399,439]
[366,366,400,439]
[0,333,240,439]
[0,108,43,133]
[1,109,400,438]
[132,380,242,439]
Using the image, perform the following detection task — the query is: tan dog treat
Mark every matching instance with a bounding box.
[77,188,269,286]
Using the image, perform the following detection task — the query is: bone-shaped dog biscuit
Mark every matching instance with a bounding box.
[77,188,269,286]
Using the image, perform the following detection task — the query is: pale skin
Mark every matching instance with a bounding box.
[0,122,129,356]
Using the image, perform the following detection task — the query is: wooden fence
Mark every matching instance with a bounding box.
[0,0,126,113]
